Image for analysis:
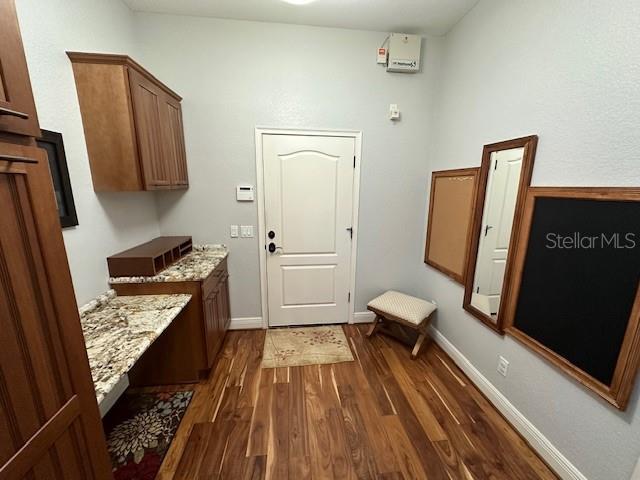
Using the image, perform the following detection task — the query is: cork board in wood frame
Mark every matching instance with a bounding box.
[424,168,479,284]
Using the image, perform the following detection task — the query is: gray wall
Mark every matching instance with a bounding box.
[17,0,162,305]
[415,1,640,479]
[133,13,443,318]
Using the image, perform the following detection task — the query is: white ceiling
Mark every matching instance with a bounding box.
[122,0,479,36]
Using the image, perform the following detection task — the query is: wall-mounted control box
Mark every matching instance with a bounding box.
[236,185,254,201]
[387,33,421,73]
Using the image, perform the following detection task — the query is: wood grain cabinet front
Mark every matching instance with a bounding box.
[0,141,113,478]
[202,269,231,366]
[67,52,189,191]
[203,286,221,365]
[162,94,189,186]
[0,0,40,137]
[0,2,113,476]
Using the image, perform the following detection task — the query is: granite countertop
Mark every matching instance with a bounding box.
[109,244,228,284]
[79,290,192,404]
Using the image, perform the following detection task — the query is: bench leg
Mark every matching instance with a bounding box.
[366,315,383,337]
[411,318,432,359]
[411,332,428,359]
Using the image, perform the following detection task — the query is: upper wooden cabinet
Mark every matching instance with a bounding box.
[0,0,40,137]
[68,52,189,191]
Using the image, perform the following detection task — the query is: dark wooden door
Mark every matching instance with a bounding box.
[128,68,171,189]
[0,0,40,137]
[0,143,112,479]
[161,95,188,187]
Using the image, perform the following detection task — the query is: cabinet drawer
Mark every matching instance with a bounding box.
[202,258,227,297]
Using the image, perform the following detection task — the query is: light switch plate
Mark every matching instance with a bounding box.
[240,225,254,238]
[389,103,400,120]
[230,225,239,238]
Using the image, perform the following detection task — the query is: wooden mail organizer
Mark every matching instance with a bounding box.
[107,236,193,277]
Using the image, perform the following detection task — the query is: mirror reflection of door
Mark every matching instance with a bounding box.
[471,147,524,321]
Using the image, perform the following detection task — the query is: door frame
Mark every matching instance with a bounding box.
[255,127,363,329]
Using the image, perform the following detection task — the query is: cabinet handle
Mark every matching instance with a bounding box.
[0,154,38,164]
[0,106,29,119]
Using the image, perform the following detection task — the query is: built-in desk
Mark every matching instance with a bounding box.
[110,245,231,379]
[79,290,191,416]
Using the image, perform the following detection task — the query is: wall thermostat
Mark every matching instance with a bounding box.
[236,185,254,201]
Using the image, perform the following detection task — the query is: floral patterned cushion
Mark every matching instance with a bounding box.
[367,290,436,325]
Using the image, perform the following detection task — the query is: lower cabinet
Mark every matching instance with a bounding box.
[115,258,230,385]
[203,270,231,364]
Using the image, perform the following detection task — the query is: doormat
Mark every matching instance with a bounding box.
[262,325,354,368]
[103,389,193,480]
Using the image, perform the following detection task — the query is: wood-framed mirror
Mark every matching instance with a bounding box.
[463,135,538,333]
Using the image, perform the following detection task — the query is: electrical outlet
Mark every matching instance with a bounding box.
[230,225,239,238]
[497,356,509,377]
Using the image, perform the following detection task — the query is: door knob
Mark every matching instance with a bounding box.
[268,243,283,254]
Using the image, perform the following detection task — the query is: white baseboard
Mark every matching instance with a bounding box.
[229,317,264,330]
[352,311,376,324]
[428,326,586,480]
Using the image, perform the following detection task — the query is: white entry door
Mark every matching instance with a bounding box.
[263,134,355,327]
[473,147,524,314]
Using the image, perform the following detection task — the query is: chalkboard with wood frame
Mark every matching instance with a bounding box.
[424,168,479,284]
[503,187,640,409]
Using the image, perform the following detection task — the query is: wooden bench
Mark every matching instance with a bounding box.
[366,290,437,359]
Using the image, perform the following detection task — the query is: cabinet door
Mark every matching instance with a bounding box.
[0,143,111,479]
[0,0,40,137]
[221,274,231,331]
[203,288,221,367]
[128,68,171,189]
[215,281,225,335]
[161,95,188,187]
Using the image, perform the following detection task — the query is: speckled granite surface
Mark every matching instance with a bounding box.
[109,244,228,284]
[79,290,192,404]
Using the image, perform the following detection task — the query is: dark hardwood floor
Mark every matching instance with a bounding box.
[157,325,558,480]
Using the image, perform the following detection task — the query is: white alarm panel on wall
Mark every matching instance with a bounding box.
[387,33,421,73]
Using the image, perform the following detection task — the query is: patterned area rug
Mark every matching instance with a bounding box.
[103,390,193,480]
[262,325,354,368]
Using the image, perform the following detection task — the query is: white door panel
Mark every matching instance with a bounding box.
[264,134,355,326]
[282,265,336,306]
[472,147,524,316]
[281,152,338,253]
[496,159,522,247]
